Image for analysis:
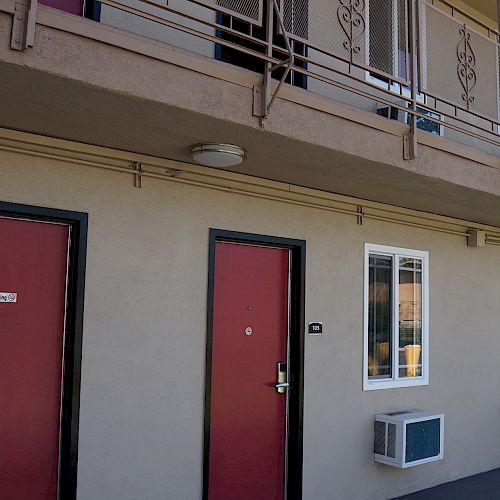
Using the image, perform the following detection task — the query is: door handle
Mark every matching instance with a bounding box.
[275,382,289,389]
[276,361,288,394]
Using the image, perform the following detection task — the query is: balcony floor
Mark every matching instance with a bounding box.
[395,468,500,500]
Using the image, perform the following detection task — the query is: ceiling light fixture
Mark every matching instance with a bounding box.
[189,143,246,168]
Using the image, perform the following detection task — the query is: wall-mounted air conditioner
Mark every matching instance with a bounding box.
[374,410,444,468]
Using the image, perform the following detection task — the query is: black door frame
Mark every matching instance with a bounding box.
[0,201,88,500]
[203,228,306,500]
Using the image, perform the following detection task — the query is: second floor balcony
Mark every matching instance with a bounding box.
[26,0,500,157]
[1,0,500,226]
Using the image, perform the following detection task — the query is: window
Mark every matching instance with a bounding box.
[365,2,444,136]
[366,0,408,82]
[215,1,307,89]
[364,244,429,390]
[407,106,442,136]
[374,100,443,136]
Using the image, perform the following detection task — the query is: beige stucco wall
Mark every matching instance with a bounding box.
[1,147,500,500]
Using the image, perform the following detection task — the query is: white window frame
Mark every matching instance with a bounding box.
[363,243,429,391]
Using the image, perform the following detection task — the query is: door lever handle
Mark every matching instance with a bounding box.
[275,382,289,389]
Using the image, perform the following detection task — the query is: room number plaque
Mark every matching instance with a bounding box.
[308,322,322,335]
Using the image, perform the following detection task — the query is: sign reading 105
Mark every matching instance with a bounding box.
[308,322,323,335]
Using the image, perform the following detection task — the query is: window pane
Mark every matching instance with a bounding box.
[368,255,393,379]
[398,257,422,378]
[406,106,442,135]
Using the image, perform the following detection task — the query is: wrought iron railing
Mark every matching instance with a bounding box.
[53,0,500,155]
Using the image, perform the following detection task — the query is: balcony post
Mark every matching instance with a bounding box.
[254,0,294,126]
[10,0,37,51]
[404,0,419,160]
[259,0,275,125]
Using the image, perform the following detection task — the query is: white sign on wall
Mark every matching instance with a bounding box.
[0,292,17,303]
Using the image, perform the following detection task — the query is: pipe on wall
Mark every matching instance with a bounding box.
[1,139,499,247]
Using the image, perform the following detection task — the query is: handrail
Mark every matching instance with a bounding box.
[5,0,499,156]
[428,0,500,39]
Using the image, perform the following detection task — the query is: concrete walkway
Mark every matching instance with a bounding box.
[395,468,500,499]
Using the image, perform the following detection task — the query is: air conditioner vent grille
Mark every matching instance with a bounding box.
[387,423,396,458]
[374,420,386,455]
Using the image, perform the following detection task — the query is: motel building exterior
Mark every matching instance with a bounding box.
[1,0,500,499]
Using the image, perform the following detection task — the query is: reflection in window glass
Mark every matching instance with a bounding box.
[407,106,441,135]
[398,257,422,378]
[368,255,393,379]
[365,244,428,390]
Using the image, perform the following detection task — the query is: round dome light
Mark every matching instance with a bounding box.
[189,143,246,168]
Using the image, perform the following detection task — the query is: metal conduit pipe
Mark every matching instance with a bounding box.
[1,142,499,246]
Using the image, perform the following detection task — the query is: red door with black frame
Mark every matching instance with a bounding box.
[0,217,70,500]
[207,241,290,500]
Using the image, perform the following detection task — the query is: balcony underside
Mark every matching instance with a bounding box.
[1,13,500,227]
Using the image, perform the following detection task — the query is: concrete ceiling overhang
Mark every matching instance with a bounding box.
[0,60,500,226]
[1,7,500,226]
[0,31,500,226]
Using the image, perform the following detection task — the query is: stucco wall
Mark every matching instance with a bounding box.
[1,149,500,500]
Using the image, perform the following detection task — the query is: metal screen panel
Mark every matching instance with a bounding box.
[367,0,407,79]
[421,3,499,120]
[283,0,308,40]
[387,423,396,458]
[498,45,500,123]
[374,420,386,455]
[281,0,408,81]
[291,0,367,67]
[189,0,263,24]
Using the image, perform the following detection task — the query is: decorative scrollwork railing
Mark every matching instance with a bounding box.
[457,25,477,109]
[54,0,500,153]
[337,0,366,60]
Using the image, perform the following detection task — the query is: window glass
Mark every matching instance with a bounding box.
[407,107,441,135]
[216,6,307,89]
[398,257,422,378]
[364,245,428,390]
[40,0,83,15]
[368,255,393,379]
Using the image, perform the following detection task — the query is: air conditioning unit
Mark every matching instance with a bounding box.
[374,410,444,468]
[376,103,406,122]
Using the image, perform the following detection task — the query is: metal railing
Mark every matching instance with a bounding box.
[74,1,500,155]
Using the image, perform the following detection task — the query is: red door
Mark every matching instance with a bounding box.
[0,217,70,500]
[39,0,84,15]
[208,242,289,500]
